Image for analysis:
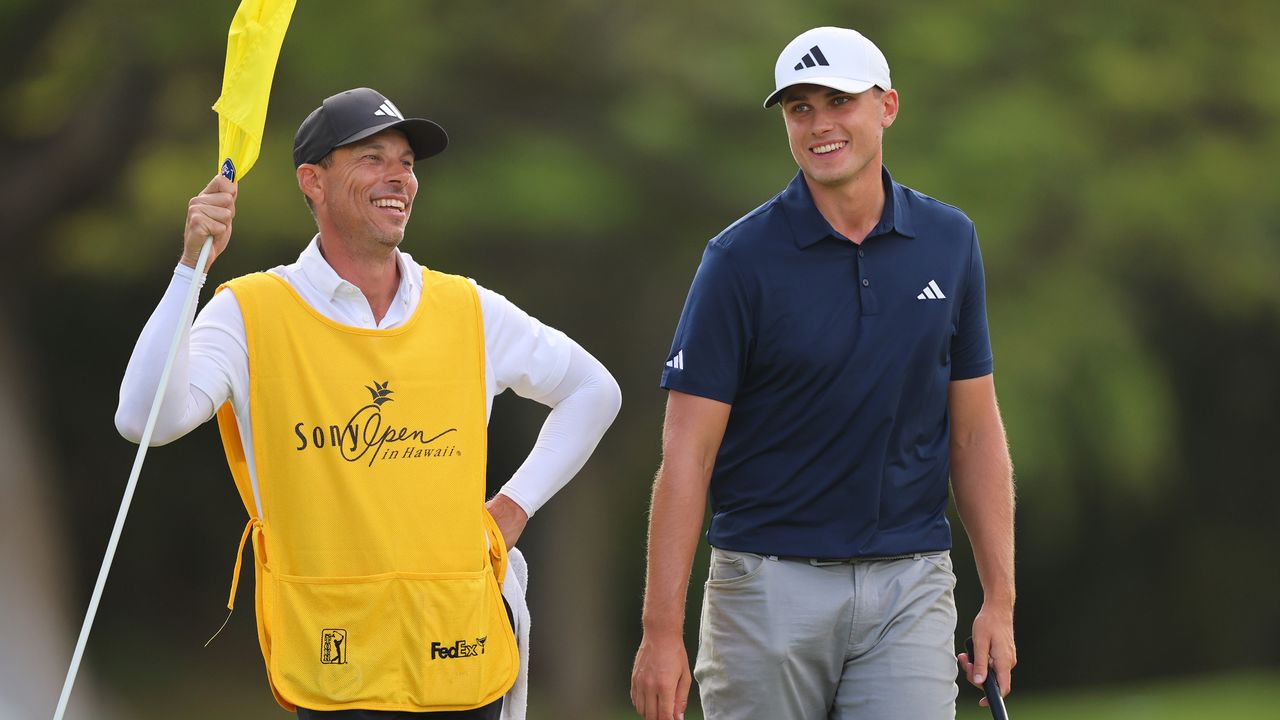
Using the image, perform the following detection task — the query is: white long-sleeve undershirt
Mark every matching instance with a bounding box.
[116,240,620,520]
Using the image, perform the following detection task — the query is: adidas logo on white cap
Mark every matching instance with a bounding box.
[764,26,891,108]
[793,45,831,71]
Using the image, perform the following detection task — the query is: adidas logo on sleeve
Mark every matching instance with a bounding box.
[665,350,685,371]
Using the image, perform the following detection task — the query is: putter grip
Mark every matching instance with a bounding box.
[965,637,1009,720]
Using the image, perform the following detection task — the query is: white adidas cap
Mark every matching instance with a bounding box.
[763,27,891,108]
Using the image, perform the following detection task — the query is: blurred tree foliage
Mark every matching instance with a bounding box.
[3,0,1278,717]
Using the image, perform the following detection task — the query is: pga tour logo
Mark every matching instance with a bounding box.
[321,628,348,664]
[431,636,487,660]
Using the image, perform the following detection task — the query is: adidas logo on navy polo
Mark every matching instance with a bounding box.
[665,350,685,370]
[793,45,830,71]
[917,280,947,300]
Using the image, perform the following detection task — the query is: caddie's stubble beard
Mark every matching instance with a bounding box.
[370,221,407,249]
[358,225,406,257]
[322,195,410,255]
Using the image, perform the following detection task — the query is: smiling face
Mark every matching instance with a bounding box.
[780,84,898,189]
[299,128,419,250]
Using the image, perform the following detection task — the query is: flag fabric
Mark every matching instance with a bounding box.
[212,0,297,180]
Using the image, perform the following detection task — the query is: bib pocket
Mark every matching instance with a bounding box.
[268,566,517,712]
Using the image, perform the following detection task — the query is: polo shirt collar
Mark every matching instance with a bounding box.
[298,236,347,300]
[781,165,917,249]
[298,235,419,309]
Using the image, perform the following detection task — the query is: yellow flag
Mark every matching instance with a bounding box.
[212,0,297,181]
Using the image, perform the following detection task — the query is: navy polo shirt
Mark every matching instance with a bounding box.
[661,167,993,558]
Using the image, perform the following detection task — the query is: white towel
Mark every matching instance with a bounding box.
[500,548,530,720]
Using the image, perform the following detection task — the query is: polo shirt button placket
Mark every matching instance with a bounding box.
[857,250,879,315]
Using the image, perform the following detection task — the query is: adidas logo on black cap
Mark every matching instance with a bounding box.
[373,100,404,120]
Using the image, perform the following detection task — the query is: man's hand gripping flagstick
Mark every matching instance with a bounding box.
[51,2,294,718]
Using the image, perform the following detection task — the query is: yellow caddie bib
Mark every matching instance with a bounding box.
[214,268,517,713]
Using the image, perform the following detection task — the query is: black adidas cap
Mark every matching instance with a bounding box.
[292,88,449,166]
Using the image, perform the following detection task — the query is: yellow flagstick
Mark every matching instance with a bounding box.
[52,2,295,718]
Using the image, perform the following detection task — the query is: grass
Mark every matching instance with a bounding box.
[651,669,1280,720]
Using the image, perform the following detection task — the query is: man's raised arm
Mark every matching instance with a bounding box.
[115,174,238,445]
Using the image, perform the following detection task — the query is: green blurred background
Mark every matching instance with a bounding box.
[2,0,1278,717]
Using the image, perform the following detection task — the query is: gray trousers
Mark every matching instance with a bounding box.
[694,548,959,720]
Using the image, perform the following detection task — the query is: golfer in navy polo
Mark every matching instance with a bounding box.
[630,27,1016,720]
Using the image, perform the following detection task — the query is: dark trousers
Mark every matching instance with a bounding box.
[297,600,512,719]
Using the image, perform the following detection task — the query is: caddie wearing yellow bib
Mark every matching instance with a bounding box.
[116,88,622,719]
